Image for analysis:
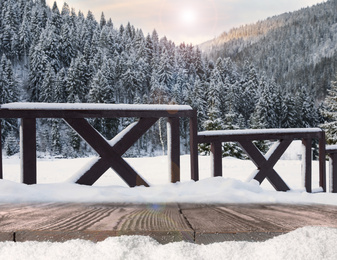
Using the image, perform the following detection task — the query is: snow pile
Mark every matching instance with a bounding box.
[0,153,336,205]
[0,176,336,205]
[0,227,336,260]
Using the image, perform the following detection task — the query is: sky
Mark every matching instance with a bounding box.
[46,0,327,45]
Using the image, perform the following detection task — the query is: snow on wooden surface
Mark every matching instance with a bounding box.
[198,128,323,136]
[0,102,193,111]
[326,145,337,151]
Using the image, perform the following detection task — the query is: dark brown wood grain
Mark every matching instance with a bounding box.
[0,203,337,244]
[0,104,199,187]
[72,117,158,185]
[20,118,37,184]
[189,111,199,181]
[198,129,326,192]
[326,145,337,193]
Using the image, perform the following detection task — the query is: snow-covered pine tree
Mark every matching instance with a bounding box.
[321,77,337,144]
[0,55,18,152]
[60,23,75,68]
[295,86,321,128]
[39,63,56,102]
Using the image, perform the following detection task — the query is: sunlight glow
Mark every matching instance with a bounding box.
[180,9,197,25]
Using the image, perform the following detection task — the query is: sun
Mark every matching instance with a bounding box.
[180,9,197,25]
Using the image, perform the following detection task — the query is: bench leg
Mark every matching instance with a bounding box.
[189,112,199,181]
[301,138,312,193]
[20,118,37,184]
[329,154,337,193]
[0,122,2,179]
[211,142,222,177]
[319,133,326,192]
[167,117,180,183]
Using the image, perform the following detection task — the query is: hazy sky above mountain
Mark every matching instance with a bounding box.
[47,0,327,45]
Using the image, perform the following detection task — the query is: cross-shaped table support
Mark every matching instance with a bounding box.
[198,128,326,192]
[0,103,199,187]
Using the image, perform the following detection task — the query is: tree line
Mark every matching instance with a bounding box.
[0,0,322,157]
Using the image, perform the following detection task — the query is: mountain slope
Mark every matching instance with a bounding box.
[200,0,337,101]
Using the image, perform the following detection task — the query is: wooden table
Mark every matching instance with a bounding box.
[198,128,326,192]
[0,103,199,186]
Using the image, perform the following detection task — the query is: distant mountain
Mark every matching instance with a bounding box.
[200,0,337,101]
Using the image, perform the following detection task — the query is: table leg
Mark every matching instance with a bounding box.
[168,117,180,183]
[302,138,312,192]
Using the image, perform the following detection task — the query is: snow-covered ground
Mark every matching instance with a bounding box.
[0,227,337,260]
[0,141,336,259]
[0,142,334,205]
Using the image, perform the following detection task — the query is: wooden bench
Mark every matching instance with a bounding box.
[325,145,337,193]
[0,102,199,186]
[197,128,326,192]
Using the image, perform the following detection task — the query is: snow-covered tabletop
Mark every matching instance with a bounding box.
[0,102,193,111]
[198,128,323,136]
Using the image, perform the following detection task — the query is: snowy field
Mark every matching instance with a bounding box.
[0,141,335,205]
[0,141,337,259]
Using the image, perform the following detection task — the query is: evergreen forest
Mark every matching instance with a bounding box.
[201,0,337,102]
[0,0,324,157]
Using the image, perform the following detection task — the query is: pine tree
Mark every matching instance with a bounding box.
[50,1,62,35]
[18,13,31,63]
[59,23,75,67]
[150,69,169,104]
[281,93,297,128]
[4,130,19,156]
[66,55,90,102]
[54,68,67,103]
[100,12,106,28]
[295,87,321,128]
[321,77,337,144]
[61,2,70,17]
[0,55,18,146]
[40,63,56,102]
[157,47,173,88]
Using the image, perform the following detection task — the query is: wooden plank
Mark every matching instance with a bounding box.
[0,122,2,179]
[167,117,180,183]
[326,145,337,193]
[197,128,324,143]
[0,232,14,242]
[20,118,37,184]
[302,138,312,192]
[64,118,149,187]
[211,141,222,177]
[319,131,326,191]
[75,118,158,185]
[189,112,199,181]
[238,140,290,191]
[329,154,337,193]
[180,204,337,243]
[0,108,195,119]
[1,203,337,244]
[0,103,193,113]
[75,157,111,185]
[0,203,194,244]
[250,140,292,189]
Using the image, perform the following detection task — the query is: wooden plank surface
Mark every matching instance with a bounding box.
[180,204,337,243]
[0,203,336,244]
[0,203,193,244]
